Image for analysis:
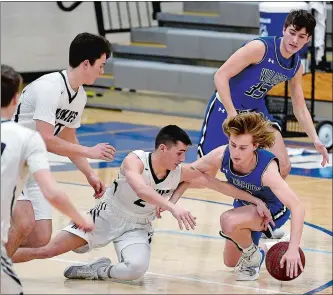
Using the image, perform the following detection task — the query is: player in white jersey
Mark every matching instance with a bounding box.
[1,65,94,294]
[6,33,116,260]
[10,125,271,282]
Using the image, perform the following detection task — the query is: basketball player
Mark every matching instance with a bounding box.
[1,65,94,294]
[10,125,272,282]
[6,33,116,259]
[198,9,329,179]
[174,113,305,281]
[198,9,328,240]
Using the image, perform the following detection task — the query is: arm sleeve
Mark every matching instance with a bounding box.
[24,132,50,174]
[32,80,61,126]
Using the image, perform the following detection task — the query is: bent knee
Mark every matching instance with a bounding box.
[126,260,149,280]
[220,212,237,234]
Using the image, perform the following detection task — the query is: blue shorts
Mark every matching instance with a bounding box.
[233,199,291,245]
[197,92,281,157]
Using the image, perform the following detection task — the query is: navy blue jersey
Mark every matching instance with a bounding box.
[221,146,287,215]
[222,36,301,111]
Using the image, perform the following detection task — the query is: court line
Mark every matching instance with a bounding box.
[153,229,333,255]
[50,257,292,294]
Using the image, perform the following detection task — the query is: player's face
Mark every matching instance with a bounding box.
[163,141,188,170]
[282,25,310,54]
[84,53,107,85]
[229,134,257,165]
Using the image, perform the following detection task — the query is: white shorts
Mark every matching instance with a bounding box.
[63,200,154,255]
[17,176,52,220]
[1,245,23,295]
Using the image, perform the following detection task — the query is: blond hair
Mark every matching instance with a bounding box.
[222,112,275,148]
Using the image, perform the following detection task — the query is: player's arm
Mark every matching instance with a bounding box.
[290,65,329,166]
[57,127,107,198]
[122,153,196,230]
[262,160,305,250]
[25,132,94,231]
[33,81,114,160]
[165,147,226,207]
[122,153,178,211]
[214,40,266,117]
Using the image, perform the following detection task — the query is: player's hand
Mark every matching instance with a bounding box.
[87,143,116,161]
[280,247,304,279]
[313,139,329,167]
[255,200,275,229]
[74,213,94,232]
[87,173,106,199]
[170,204,196,230]
[155,206,166,219]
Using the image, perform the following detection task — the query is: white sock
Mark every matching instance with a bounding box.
[242,242,257,257]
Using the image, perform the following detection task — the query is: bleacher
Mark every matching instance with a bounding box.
[93,1,332,100]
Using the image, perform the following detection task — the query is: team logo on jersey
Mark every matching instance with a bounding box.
[55,108,78,123]
[268,58,275,64]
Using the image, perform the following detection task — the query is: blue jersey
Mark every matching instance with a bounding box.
[218,36,301,111]
[221,146,287,216]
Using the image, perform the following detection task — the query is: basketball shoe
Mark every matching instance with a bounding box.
[64,257,111,280]
[235,248,265,281]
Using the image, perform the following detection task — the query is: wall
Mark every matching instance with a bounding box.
[0,1,183,72]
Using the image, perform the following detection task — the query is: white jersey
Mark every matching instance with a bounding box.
[12,70,87,135]
[1,120,49,244]
[107,150,182,217]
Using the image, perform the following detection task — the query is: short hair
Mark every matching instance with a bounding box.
[155,125,192,149]
[222,112,275,149]
[69,32,112,68]
[284,9,316,37]
[1,65,22,108]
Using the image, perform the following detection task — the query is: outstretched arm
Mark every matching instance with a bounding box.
[262,160,305,278]
[290,65,329,166]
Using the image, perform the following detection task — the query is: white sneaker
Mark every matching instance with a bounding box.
[235,249,265,281]
[261,228,285,239]
[64,257,111,280]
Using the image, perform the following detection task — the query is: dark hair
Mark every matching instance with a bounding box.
[1,65,22,108]
[69,32,112,68]
[284,9,316,36]
[155,125,192,149]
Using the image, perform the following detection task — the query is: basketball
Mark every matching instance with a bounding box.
[265,242,305,281]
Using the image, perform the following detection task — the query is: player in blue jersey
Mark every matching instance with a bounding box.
[165,112,305,281]
[198,9,329,180]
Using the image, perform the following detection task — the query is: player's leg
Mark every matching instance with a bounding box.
[21,180,53,247]
[1,245,23,295]
[98,229,153,280]
[11,231,87,263]
[198,92,229,170]
[7,180,54,258]
[5,199,35,257]
[219,204,265,280]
